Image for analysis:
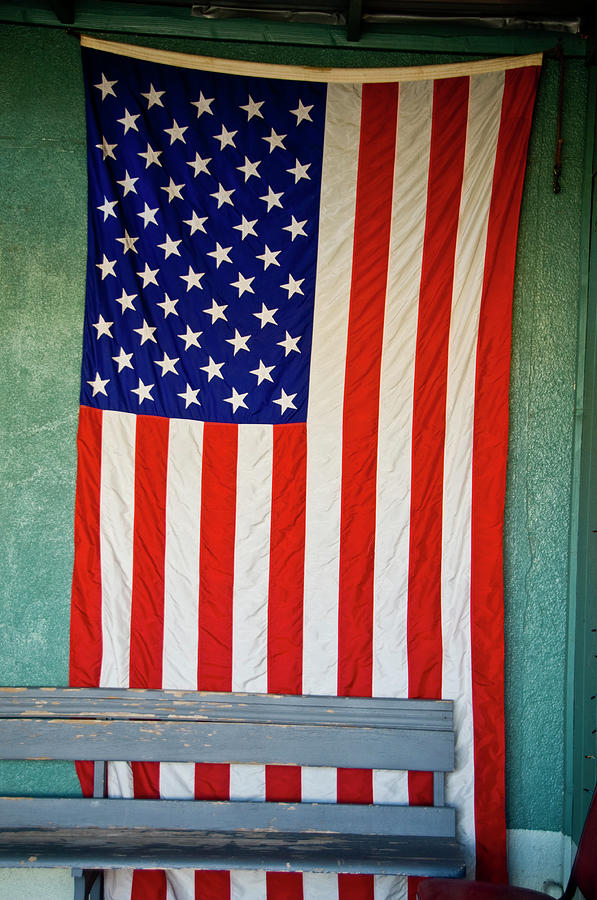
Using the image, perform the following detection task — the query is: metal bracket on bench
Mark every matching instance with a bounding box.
[93,760,106,798]
[434,771,446,807]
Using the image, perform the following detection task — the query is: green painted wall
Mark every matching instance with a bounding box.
[0,20,590,833]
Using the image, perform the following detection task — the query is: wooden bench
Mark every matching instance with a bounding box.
[0,687,466,899]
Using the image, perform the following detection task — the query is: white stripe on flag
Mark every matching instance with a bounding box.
[302,83,361,818]
[99,409,136,689]
[374,877,408,900]
[159,419,204,900]
[232,424,272,694]
[162,417,203,690]
[104,757,135,900]
[303,82,361,700]
[230,425,272,900]
[104,869,134,900]
[231,870,268,900]
[166,870,195,900]
[441,70,505,875]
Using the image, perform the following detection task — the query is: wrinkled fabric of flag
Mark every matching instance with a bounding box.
[71,41,540,900]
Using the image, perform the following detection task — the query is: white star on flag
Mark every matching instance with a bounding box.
[256,245,281,269]
[187,153,211,177]
[157,294,179,318]
[96,255,116,280]
[278,331,301,355]
[260,187,283,212]
[178,383,201,408]
[137,203,159,228]
[226,329,251,355]
[290,99,314,124]
[180,267,204,291]
[200,357,225,381]
[210,183,235,208]
[96,137,117,161]
[161,178,184,202]
[112,347,133,372]
[237,157,261,182]
[262,128,286,152]
[178,325,202,350]
[157,235,182,258]
[203,299,228,324]
[137,264,159,288]
[207,243,233,268]
[273,388,297,414]
[117,109,139,133]
[184,211,208,235]
[287,159,311,183]
[93,315,113,338]
[116,230,139,254]
[131,378,154,404]
[213,124,237,150]
[134,319,157,345]
[223,387,249,412]
[87,373,109,396]
[94,73,117,100]
[253,304,278,328]
[281,274,305,298]
[283,216,308,240]
[250,360,275,384]
[230,272,255,297]
[117,170,138,195]
[141,84,164,108]
[164,119,188,144]
[138,143,163,168]
[155,353,179,376]
[234,216,258,240]
[97,196,117,221]
[240,96,264,120]
[191,92,214,117]
[114,289,137,314]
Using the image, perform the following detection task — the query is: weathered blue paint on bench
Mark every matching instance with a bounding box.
[0,687,466,898]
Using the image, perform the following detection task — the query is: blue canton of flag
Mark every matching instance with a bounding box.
[81,48,326,424]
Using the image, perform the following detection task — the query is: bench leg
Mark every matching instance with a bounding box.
[72,869,86,900]
[72,868,102,900]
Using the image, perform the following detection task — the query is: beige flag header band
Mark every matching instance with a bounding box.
[80,34,542,84]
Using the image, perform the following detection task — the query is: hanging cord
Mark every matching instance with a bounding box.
[553,41,565,194]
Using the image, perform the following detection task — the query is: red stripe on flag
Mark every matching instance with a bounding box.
[198,422,236,692]
[129,414,169,689]
[70,405,103,797]
[70,405,103,689]
[338,82,398,703]
[268,422,306,696]
[407,75,469,767]
[471,65,540,883]
[337,81,398,900]
[196,422,237,900]
[128,414,169,900]
[266,423,306,900]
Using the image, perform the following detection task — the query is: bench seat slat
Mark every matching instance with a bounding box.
[0,830,465,877]
[0,719,454,771]
[0,797,456,839]
[0,688,453,730]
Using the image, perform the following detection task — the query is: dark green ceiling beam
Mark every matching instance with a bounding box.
[0,0,588,55]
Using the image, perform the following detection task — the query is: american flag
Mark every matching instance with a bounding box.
[70,38,541,900]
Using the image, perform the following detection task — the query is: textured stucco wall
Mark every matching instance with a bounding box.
[504,55,587,831]
[0,23,589,834]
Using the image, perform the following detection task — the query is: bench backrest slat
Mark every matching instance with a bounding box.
[0,688,452,730]
[0,797,457,839]
[0,719,454,771]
